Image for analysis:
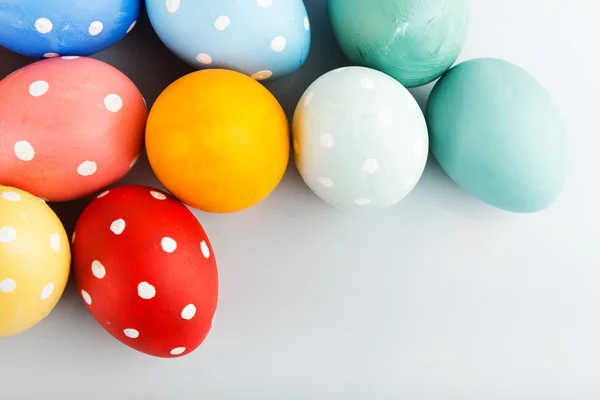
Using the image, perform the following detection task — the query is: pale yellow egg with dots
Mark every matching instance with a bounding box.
[0,185,71,337]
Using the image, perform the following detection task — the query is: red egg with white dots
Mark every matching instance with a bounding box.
[72,185,218,358]
[0,57,147,202]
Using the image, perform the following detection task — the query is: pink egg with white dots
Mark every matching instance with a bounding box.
[0,57,147,202]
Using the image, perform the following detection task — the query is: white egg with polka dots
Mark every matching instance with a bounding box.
[292,66,429,211]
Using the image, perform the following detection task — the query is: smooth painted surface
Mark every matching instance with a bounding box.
[0,1,599,398]
[145,0,311,81]
[293,66,428,210]
[0,0,140,58]
[329,0,468,88]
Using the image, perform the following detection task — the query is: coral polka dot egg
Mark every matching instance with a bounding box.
[145,0,311,81]
[72,185,218,358]
[0,0,140,58]
[146,69,290,213]
[0,57,147,202]
[0,186,70,338]
[293,67,429,210]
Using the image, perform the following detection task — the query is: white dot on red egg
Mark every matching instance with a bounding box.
[77,161,97,176]
[81,290,92,305]
[98,190,109,199]
[92,260,106,279]
[35,18,53,34]
[1,191,21,202]
[40,283,54,300]
[271,36,287,52]
[124,328,140,339]
[181,304,196,320]
[0,226,17,243]
[200,241,210,258]
[29,80,49,97]
[196,53,212,65]
[150,191,167,200]
[161,237,177,253]
[14,140,35,161]
[170,347,186,355]
[129,154,140,169]
[50,233,60,252]
[0,278,17,293]
[166,0,180,13]
[138,282,156,299]
[61,56,80,60]
[88,21,104,36]
[214,16,230,31]
[71,231,76,243]
[104,94,123,112]
[110,219,126,235]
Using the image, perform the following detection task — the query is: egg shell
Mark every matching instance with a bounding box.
[72,185,218,358]
[426,58,569,213]
[0,186,70,338]
[145,69,290,213]
[293,67,429,211]
[145,0,311,81]
[0,0,140,58]
[328,0,469,88]
[0,57,147,202]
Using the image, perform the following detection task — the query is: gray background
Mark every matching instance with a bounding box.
[1,0,599,398]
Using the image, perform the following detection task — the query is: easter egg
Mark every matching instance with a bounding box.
[72,185,218,358]
[0,57,147,202]
[146,69,289,213]
[145,0,311,81]
[0,186,70,338]
[328,0,469,88]
[292,67,428,211]
[0,0,140,58]
[426,58,569,213]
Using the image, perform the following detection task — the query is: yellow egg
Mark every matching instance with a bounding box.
[0,186,71,337]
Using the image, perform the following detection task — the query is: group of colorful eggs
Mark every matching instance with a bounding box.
[0,0,568,358]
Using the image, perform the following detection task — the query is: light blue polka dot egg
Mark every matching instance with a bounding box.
[293,67,429,211]
[145,0,311,81]
[0,0,140,58]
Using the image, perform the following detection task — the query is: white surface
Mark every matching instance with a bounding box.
[1,0,599,398]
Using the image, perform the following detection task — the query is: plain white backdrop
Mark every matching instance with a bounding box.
[1,0,598,398]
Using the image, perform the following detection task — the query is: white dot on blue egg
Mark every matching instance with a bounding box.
[214,16,230,31]
[271,36,287,52]
[196,53,213,65]
[257,0,272,7]
[166,0,180,13]
[89,21,104,36]
[304,17,310,31]
[35,18,53,34]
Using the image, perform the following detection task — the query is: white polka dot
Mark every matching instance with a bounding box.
[251,70,273,81]
[319,177,334,188]
[40,283,54,300]
[127,20,137,34]
[110,219,126,235]
[362,159,380,174]
[0,226,17,243]
[129,154,140,169]
[71,231,76,244]
[44,52,59,58]
[104,94,123,112]
[50,233,60,252]
[97,190,109,199]
[166,0,180,13]
[1,192,21,202]
[402,175,418,190]
[413,141,426,157]
[161,237,177,253]
[334,67,349,73]
[181,304,196,320]
[88,21,103,36]
[29,80,49,97]
[150,191,167,200]
[81,290,92,305]
[214,16,230,31]
[304,16,310,31]
[92,260,106,279]
[271,36,287,52]
[61,56,80,60]
[320,133,334,149]
[35,18,53,34]
[196,53,212,65]
[200,240,210,258]
[293,138,300,154]
[77,161,97,176]
[170,347,186,355]
[360,77,375,90]
[138,282,156,299]
[379,110,394,125]
[354,198,372,206]
[14,140,35,161]
[303,91,314,107]
[0,279,16,293]
[124,328,139,338]
[257,0,272,7]
[211,311,216,326]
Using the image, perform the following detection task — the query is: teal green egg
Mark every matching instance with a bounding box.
[328,0,469,88]
[426,58,569,213]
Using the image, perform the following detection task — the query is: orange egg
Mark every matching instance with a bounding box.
[145,69,290,213]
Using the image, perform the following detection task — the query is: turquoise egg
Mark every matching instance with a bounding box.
[426,58,569,213]
[328,0,469,88]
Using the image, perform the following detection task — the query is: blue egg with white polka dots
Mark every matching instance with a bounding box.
[145,0,311,81]
[0,0,140,58]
